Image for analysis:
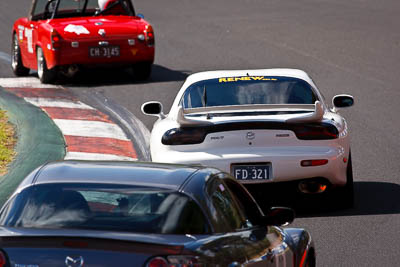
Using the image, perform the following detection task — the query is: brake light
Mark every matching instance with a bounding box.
[146,257,168,267]
[162,128,207,145]
[0,251,6,267]
[51,29,61,49]
[292,123,338,140]
[144,25,155,46]
[301,159,328,167]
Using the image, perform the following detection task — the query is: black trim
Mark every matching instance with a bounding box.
[162,121,339,145]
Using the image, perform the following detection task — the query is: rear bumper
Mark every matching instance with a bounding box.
[152,145,349,186]
[48,43,154,69]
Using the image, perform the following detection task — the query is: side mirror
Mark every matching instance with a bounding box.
[332,94,354,108]
[263,207,295,226]
[141,101,165,119]
[137,13,144,19]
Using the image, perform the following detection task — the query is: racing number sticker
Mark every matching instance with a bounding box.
[18,25,24,41]
[24,28,33,53]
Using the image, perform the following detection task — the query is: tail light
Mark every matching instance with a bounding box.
[162,128,207,145]
[292,123,338,140]
[301,159,328,167]
[146,255,203,267]
[146,257,168,267]
[0,251,6,267]
[51,29,61,49]
[144,25,155,46]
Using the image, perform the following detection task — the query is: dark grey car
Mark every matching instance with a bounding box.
[0,161,315,266]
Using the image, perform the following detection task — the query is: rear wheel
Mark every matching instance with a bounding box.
[11,33,30,76]
[37,47,57,84]
[132,62,152,81]
[337,152,354,208]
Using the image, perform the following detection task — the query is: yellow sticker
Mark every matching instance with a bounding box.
[131,48,138,56]
[219,76,277,83]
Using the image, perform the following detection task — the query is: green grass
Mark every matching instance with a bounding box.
[0,110,16,175]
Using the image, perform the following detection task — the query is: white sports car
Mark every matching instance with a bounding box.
[142,69,354,206]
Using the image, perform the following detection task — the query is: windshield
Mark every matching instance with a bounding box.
[0,183,209,234]
[31,0,135,20]
[181,76,317,109]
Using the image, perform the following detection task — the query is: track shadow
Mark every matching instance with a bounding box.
[61,64,189,87]
[296,181,400,218]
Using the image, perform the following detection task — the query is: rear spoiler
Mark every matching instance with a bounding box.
[177,102,323,126]
[285,101,324,123]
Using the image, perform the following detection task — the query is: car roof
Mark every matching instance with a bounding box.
[170,68,320,112]
[27,161,203,190]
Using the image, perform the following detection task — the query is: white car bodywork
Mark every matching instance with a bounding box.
[143,69,353,199]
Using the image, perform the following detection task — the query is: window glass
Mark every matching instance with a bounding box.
[207,178,252,231]
[31,0,133,19]
[182,77,317,109]
[31,0,51,20]
[85,0,99,11]
[0,183,209,235]
[223,179,264,226]
[57,0,87,13]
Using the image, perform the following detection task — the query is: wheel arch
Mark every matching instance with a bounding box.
[284,228,315,267]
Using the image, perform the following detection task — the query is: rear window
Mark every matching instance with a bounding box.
[0,183,209,235]
[182,76,317,109]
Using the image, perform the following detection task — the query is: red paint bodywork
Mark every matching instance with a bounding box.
[12,2,155,71]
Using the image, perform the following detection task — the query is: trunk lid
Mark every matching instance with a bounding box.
[49,17,143,40]
[0,227,190,267]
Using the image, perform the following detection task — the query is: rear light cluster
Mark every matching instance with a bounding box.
[301,159,328,167]
[144,25,155,46]
[0,251,6,267]
[51,29,62,49]
[162,128,206,145]
[146,255,202,267]
[291,123,338,140]
[161,122,339,146]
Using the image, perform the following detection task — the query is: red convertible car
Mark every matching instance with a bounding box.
[11,0,155,83]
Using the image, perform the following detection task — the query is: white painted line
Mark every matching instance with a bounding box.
[65,152,137,161]
[0,52,11,63]
[24,97,95,110]
[0,77,61,88]
[54,119,129,140]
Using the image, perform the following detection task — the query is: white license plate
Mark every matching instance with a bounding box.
[232,164,272,180]
[89,46,120,58]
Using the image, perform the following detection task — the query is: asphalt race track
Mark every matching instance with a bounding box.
[1,0,400,266]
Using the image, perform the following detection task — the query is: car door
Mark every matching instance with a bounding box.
[15,17,32,67]
[17,0,49,68]
[223,177,295,267]
[24,0,50,66]
[204,175,275,266]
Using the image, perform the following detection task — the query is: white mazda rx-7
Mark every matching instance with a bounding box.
[142,68,354,207]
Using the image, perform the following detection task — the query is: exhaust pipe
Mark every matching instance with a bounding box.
[298,179,329,194]
[62,65,79,77]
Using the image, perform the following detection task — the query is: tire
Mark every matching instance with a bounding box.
[304,250,316,267]
[11,33,30,76]
[132,62,152,81]
[337,152,354,208]
[37,47,57,84]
